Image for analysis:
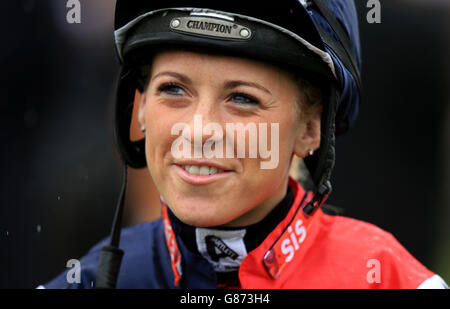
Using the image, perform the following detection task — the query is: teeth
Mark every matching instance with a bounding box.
[189,165,199,175]
[199,166,210,176]
[182,165,224,175]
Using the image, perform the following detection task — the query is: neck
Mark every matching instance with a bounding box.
[166,185,294,273]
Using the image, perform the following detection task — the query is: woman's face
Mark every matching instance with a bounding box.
[138,50,320,227]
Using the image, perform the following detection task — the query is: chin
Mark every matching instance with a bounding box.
[169,199,234,228]
[175,212,227,228]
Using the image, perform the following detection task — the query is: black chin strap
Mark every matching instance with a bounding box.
[303,82,338,215]
[96,164,128,289]
[301,0,361,215]
[95,67,136,288]
[115,67,147,169]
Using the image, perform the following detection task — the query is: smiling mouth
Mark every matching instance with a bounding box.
[181,165,224,176]
[174,162,233,185]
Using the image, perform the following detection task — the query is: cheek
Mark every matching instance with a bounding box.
[267,108,299,159]
[279,119,299,154]
[143,104,178,167]
[144,97,184,139]
[239,115,298,189]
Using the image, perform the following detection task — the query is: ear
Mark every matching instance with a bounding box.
[293,113,321,158]
[136,89,147,131]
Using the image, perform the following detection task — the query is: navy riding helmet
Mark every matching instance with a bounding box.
[97,0,362,288]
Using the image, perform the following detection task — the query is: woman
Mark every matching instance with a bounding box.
[41,0,447,289]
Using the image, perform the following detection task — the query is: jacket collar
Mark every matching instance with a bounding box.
[239,178,324,287]
[160,177,322,287]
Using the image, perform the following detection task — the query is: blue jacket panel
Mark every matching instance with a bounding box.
[43,220,217,289]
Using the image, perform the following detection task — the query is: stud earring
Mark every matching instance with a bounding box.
[140,125,146,134]
[308,149,314,156]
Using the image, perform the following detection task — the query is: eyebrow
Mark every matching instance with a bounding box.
[151,71,192,85]
[224,80,272,95]
[151,71,272,95]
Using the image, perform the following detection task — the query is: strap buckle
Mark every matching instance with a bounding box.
[303,180,331,215]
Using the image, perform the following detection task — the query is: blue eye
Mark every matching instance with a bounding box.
[231,93,259,105]
[158,83,185,95]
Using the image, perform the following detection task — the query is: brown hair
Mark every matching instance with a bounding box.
[289,71,324,122]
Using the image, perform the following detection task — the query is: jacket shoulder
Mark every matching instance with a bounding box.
[41,219,166,289]
[309,213,440,288]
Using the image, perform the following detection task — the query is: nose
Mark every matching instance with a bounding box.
[184,96,224,157]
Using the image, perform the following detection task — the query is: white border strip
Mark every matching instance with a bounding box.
[417,274,449,289]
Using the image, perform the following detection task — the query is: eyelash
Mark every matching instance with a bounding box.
[230,93,259,106]
[157,83,260,106]
[157,83,185,95]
